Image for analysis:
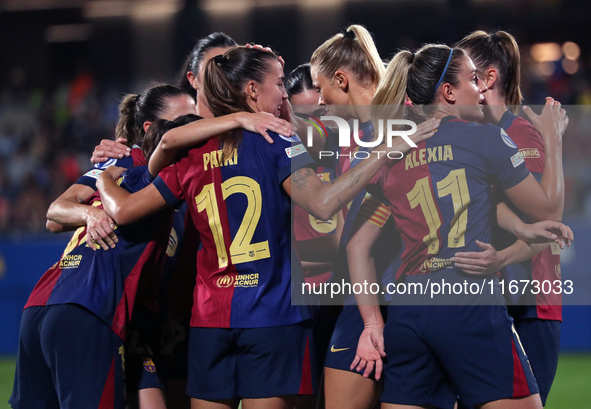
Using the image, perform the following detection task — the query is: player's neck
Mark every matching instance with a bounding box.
[482,90,507,123]
[197,96,214,118]
[348,84,376,123]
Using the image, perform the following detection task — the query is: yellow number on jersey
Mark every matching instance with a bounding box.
[407,169,471,254]
[407,177,441,255]
[195,183,229,268]
[436,169,470,248]
[195,177,270,268]
[222,176,270,264]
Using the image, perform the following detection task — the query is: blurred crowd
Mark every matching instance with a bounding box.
[0,49,590,236]
[0,68,120,235]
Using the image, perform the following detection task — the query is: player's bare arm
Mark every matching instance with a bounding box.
[96,166,169,228]
[149,112,293,176]
[347,219,386,379]
[519,97,568,221]
[285,118,439,220]
[46,183,118,250]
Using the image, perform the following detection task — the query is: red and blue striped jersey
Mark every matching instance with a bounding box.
[369,116,530,282]
[160,202,198,322]
[25,166,173,340]
[153,131,315,329]
[293,167,338,244]
[496,111,562,321]
[293,167,338,286]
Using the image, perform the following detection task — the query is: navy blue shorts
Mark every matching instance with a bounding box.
[125,307,164,391]
[158,317,190,381]
[324,305,387,377]
[310,305,339,379]
[187,322,316,400]
[9,304,125,409]
[514,319,560,406]
[381,304,539,408]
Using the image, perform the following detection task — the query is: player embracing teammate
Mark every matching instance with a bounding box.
[9,27,572,409]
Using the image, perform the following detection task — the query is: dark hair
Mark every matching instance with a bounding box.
[142,114,201,162]
[175,32,237,97]
[455,30,522,111]
[286,63,314,97]
[310,25,384,87]
[374,44,466,107]
[203,46,280,160]
[203,46,280,117]
[114,84,191,147]
[372,45,467,129]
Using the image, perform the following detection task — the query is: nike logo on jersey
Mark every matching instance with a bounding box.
[330,345,350,353]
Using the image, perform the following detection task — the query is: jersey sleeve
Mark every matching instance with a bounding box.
[273,133,316,183]
[357,194,392,228]
[485,126,531,190]
[153,165,184,208]
[119,166,155,192]
[366,165,388,200]
[508,117,545,175]
[130,147,147,166]
[76,156,136,190]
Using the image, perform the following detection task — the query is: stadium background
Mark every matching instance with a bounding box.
[0,0,589,407]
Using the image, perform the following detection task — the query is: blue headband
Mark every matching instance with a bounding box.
[431,48,454,100]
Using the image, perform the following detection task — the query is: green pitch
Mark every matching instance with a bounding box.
[0,357,15,409]
[0,354,588,408]
[545,353,591,409]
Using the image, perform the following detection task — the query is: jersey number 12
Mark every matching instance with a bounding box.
[195,176,271,268]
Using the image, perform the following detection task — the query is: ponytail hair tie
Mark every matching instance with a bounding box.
[343,29,356,40]
[214,54,226,64]
[491,33,501,42]
[409,52,415,64]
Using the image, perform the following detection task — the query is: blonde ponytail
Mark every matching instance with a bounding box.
[311,24,384,87]
[371,50,413,135]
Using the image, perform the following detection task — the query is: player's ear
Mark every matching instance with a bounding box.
[441,83,455,103]
[143,121,152,134]
[334,71,349,93]
[482,68,498,89]
[187,71,198,90]
[245,80,258,101]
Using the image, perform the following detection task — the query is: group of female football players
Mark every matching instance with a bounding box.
[10,25,571,409]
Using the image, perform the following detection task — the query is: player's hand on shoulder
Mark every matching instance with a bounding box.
[413,117,440,144]
[91,138,131,164]
[236,112,295,143]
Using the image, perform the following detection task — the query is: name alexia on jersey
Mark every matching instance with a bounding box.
[405,144,454,171]
[203,148,238,171]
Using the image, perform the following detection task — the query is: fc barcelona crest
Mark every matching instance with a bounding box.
[143,358,156,373]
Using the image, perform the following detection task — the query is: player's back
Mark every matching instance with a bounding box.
[26,166,173,338]
[371,116,530,281]
[155,130,312,328]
